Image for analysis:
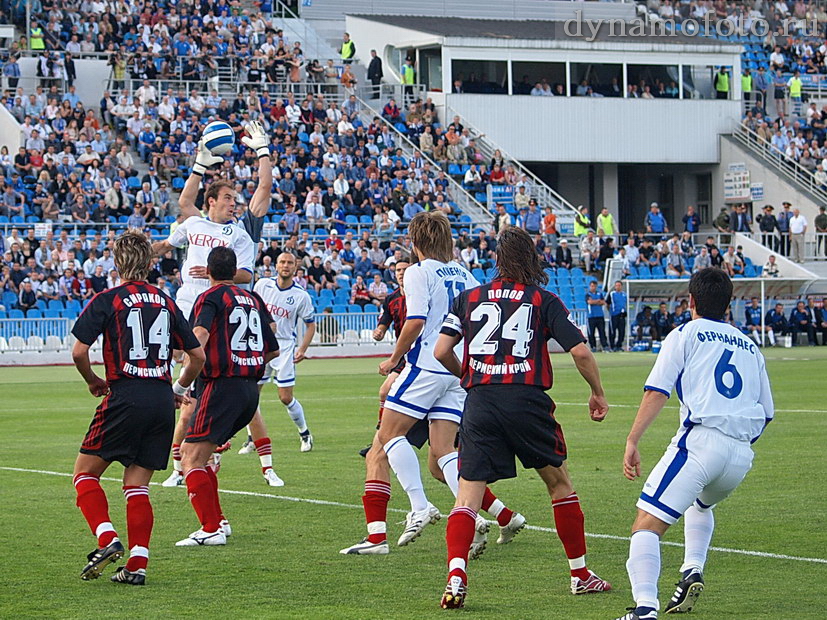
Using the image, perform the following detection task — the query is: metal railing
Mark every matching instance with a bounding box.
[731,124,827,205]
[0,318,72,350]
[270,0,339,62]
[445,104,580,222]
[357,95,492,227]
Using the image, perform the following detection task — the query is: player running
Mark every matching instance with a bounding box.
[615,268,774,620]
[70,231,204,585]
[153,124,267,486]
[175,247,279,547]
[241,251,317,486]
[435,227,612,609]
[340,212,523,556]
[346,258,525,557]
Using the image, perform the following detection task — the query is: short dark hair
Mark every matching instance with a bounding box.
[689,268,732,321]
[207,246,236,281]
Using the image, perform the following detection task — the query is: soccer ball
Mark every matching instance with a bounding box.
[202,121,234,156]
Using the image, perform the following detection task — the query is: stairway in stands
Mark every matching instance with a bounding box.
[356,100,493,227]
[443,104,581,233]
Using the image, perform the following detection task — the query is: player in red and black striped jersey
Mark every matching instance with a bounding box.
[70,231,205,586]
[344,259,525,558]
[176,246,279,547]
[434,227,611,608]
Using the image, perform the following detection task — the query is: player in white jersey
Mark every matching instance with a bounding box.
[237,253,316,485]
[341,212,480,555]
[615,268,774,620]
[153,122,272,487]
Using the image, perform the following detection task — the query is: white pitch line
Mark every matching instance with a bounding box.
[2,465,826,566]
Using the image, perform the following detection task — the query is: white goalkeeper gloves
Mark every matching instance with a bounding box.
[192,136,224,176]
[241,120,271,158]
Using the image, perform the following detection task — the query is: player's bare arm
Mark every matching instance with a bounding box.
[623,390,668,481]
[294,322,315,363]
[372,324,388,341]
[379,318,425,375]
[151,240,174,257]
[172,344,206,408]
[434,331,462,378]
[568,342,609,422]
[71,341,108,397]
[242,121,273,218]
[179,137,223,218]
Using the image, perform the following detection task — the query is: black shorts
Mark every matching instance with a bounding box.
[186,377,260,446]
[392,359,406,375]
[80,379,175,471]
[406,418,429,449]
[458,385,567,483]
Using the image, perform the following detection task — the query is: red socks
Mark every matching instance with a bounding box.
[552,492,590,580]
[362,480,391,543]
[185,468,221,533]
[446,506,477,583]
[73,473,117,547]
[480,487,515,527]
[254,437,273,473]
[123,486,152,572]
[205,465,225,522]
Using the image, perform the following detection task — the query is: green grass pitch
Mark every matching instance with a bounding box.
[1,349,825,619]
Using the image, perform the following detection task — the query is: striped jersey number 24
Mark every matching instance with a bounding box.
[469,302,534,358]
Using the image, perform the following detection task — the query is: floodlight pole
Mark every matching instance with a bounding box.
[25,0,31,50]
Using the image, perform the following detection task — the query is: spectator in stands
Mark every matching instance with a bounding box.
[682,205,700,233]
[731,203,753,233]
[776,202,792,256]
[763,254,780,277]
[127,204,146,230]
[556,238,573,270]
[38,274,59,301]
[644,202,668,236]
[757,205,778,250]
[665,244,686,276]
[574,205,591,237]
[790,207,808,263]
[722,246,744,276]
[17,280,37,313]
[789,300,816,346]
[368,274,387,306]
[596,207,617,240]
[351,275,372,308]
[692,246,711,272]
[713,207,731,233]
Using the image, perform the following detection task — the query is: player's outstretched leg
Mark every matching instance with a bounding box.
[74,471,125,580]
[537,465,611,594]
[664,502,711,614]
[616,529,661,620]
[280,387,312,452]
[481,487,526,545]
[340,435,391,555]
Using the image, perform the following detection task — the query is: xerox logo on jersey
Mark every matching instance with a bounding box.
[187,233,230,248]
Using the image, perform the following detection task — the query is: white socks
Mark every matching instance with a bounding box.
[681,503,715,574]
[286,398,307,433]
[383,436,428,512]
[627,530,661,611]
[768,330,776,346]
[437,451,460,497]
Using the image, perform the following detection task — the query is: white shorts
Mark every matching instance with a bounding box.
[637,424,754,525]
[174,284,209,323]
[258,342,295,387]
[385,365,465,424]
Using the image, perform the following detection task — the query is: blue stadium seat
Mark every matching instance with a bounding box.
[363,305,379,314]
[11,215,23,223]
[471,268,485,282]
[127,176,141,190]
[345,215,358,224]
[359,215,372,225]
[0,216,8,223]
[65,300,82,313]
[48,299,64,310]
[35,299,47,311]
[43,309,61,319]
[26,309,42,318]
[448,164,461,176]
[348,304,363,313]
[332,304,347,314]
[172,177,185,190]
[61,309,78,319]
[9,309,24,319]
